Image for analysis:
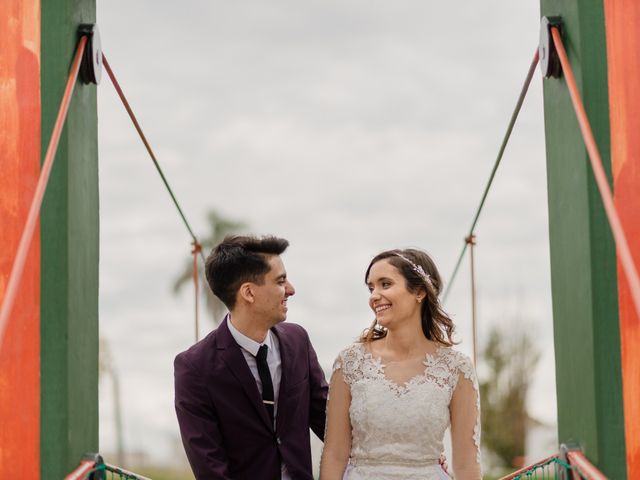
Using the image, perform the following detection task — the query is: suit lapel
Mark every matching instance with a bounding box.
[217,318,273,431]
[272,325,290,430]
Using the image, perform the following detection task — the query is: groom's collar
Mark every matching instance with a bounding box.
[227,314,274,357]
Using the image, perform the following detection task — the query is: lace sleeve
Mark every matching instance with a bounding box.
[331,344,362,386]
[320,354,352,479]
[450,354,482,479]
[332,355,343,372]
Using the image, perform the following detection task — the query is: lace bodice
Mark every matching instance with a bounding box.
[331,343,481,480]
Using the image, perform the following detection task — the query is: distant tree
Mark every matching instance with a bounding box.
[480,325,541,470]
[172,209,246,325]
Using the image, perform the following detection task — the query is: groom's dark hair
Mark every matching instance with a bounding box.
[205,235,289,310]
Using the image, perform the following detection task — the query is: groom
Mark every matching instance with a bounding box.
[174,235,328,480]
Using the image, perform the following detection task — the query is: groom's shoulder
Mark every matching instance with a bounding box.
[275,321,309,340]
[175,327,220,370]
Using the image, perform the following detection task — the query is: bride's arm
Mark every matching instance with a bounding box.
[450,363,482,480]
[319,367,352,480]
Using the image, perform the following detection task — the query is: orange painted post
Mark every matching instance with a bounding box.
[0,0,41,477]
[0,36,87,345]
[604,1,640,477]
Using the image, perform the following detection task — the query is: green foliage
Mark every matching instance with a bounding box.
[480,325,540,470]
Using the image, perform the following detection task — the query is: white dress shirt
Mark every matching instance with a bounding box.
[227,317,291,480]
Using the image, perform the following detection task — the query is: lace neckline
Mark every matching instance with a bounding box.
[358,343,448,396]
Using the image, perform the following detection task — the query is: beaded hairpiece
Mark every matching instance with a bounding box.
[395,253,435,290]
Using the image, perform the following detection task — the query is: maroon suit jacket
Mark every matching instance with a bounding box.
[174,318,328,480]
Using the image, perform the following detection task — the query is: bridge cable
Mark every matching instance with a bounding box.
[192,242,203,342]
[551,27,640,322]
[466,234,478,365]
[102,53,205,340]
[442,49,540,304]
[0,36,88,348]
[102,54,205,265]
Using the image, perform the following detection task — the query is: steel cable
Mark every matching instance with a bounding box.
[443,49,540,303]
[102,53,206,264]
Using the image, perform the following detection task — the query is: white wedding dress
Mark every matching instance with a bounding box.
[332,343,481,480]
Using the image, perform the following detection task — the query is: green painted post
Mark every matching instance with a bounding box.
[539,0,626,477]
[40,0,99,477]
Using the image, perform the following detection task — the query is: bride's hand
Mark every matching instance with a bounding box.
[439,452,449,475]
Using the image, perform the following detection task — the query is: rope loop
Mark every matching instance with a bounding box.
[191,241,203,256]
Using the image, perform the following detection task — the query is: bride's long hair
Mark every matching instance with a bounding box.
[360,248,457,346]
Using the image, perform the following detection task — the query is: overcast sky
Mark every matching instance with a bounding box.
[96,0,555,469]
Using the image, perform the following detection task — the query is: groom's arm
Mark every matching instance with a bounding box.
[174,353,233,480]
[305,331,329,440]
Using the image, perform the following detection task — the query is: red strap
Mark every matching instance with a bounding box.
[0,36,88,348]
[63,460,95,480]
[192,242,203,342]
[551,27,640,323]
[567,451,608,480]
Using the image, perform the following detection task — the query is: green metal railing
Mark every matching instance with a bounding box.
[500,446,607,480]
[504,455,575,480]
[64,454,152,480]
[84,464,151,480]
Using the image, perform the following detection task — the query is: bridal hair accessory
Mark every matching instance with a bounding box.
[395,253,435,290]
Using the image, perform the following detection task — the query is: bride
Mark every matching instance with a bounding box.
[320,249,482,480]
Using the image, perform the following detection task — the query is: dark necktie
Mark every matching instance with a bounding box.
[256,344,275,422]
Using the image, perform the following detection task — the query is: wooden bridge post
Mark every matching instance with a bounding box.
[40,0,99,477]
[0,0,98,477]
[540,0,639,477]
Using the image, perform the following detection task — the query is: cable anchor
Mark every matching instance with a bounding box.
[539,16,563,79]
[78,24,102,85]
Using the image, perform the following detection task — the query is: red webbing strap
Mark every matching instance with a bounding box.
[192,242,202,342]
[567,451,608,480]
[63,460,94,480]
[0,36,88,349]
[551,27,640,323]
[465,234,478,365]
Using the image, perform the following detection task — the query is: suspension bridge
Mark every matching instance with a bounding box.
[1,1,638,478]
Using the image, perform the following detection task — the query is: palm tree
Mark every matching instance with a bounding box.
[173,209,247,325]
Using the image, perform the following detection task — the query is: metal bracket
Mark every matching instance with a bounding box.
[539,16,563,79]
[559,442,581,480]
[81,452,106,480]
[79,24,102,85]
